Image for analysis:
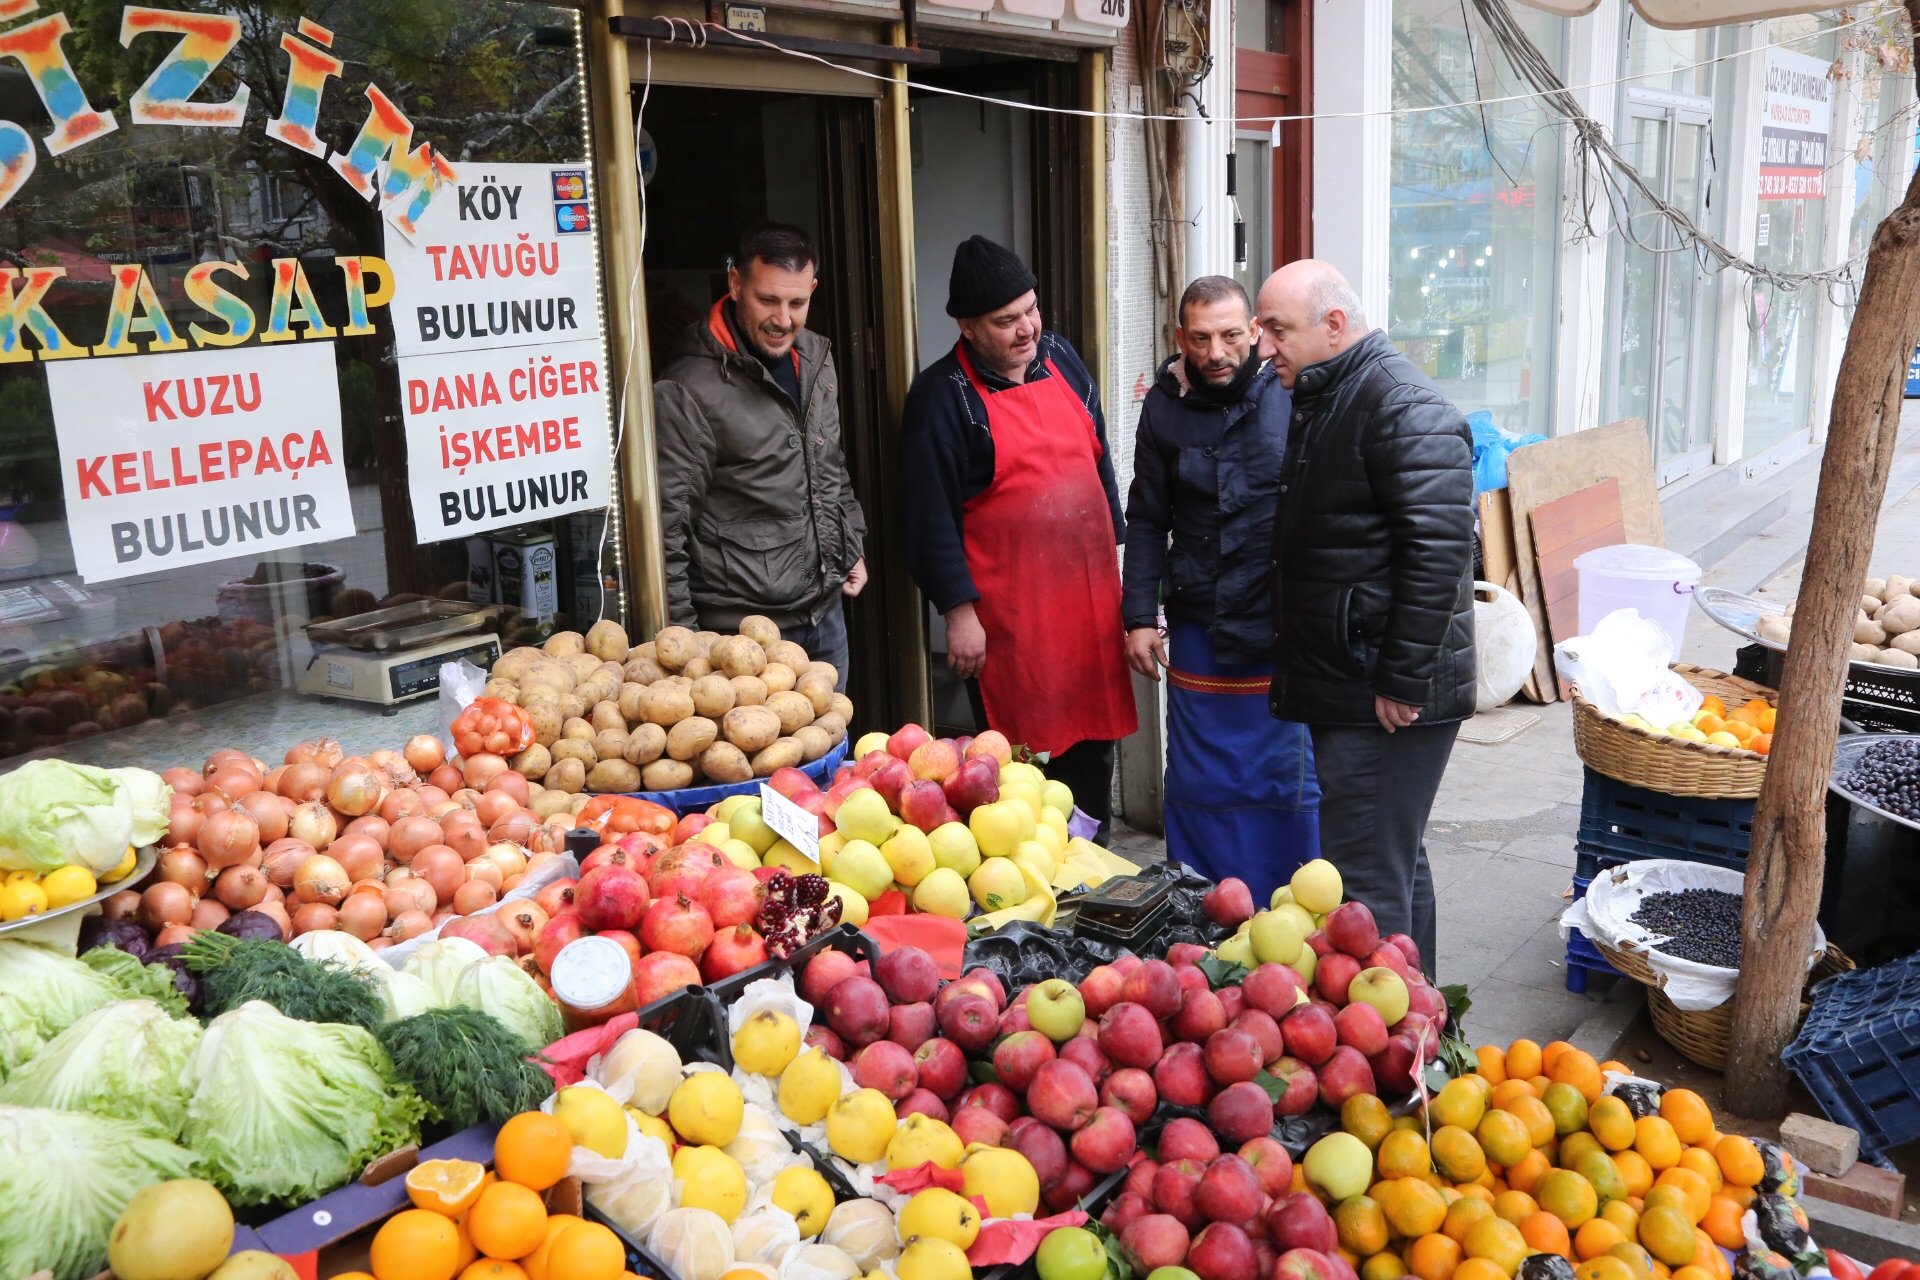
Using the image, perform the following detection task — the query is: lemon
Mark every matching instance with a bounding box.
[626,1107,676,1150]
[0,879,48,922]
[100,847,139,884]
[771,1166,835,1238]
[4,869,35,885]
[732,1009,802,1077]
[553,1085,628,1159]
[897,1236,972,1280]
[41,865,97,908]
[895,1188,980,1251]
[778,1048,842,1126]
[886,1114,964,1172]
[825,1088,897,1164]
[672,1145,747,1223]
[959,1145,1040,1218]
[668,1072,745,1147]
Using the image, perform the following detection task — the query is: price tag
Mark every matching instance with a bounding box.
[759,783,821,861]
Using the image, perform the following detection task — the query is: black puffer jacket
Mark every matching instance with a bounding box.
[1268,329,1476,726]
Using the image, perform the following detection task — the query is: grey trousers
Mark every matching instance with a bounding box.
[1306,719,1460,979]
[775,605,850,693]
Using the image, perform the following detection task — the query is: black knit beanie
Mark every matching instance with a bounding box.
[946,235,1037,318]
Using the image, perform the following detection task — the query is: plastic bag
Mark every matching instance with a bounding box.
[1755,1138,1802,1196]
[964,922,1124,991]
[1553,609,1701,723]
[451,697,535,758]
[436,659,488,754]
[1469,411,1547,494]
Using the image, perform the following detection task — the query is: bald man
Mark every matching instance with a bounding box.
[1255,260,1475,975]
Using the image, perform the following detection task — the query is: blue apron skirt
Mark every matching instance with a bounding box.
[1163,619,1321,903]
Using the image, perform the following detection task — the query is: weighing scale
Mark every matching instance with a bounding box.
[296,600,502,705]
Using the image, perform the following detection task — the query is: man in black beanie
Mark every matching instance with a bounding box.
[900,235,1137,840]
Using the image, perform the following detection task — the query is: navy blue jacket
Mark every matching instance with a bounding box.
[900,333,1124,613]
[1122,356,1291,666]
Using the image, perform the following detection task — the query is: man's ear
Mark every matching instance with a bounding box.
[727,265,742,300]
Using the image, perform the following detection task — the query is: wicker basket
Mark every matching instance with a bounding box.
[1570,664,1774,799]
[1646,947,1855,1071]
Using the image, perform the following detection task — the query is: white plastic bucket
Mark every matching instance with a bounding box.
[1574,543,1701,653]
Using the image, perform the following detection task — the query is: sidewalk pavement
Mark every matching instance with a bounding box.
[1108,406,1920,1059]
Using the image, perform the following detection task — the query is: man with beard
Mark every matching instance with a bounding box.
[1121,276,1319,895]
[901,235,1136,839]
[655,223,867,686]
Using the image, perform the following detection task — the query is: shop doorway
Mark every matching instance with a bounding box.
[637,86,910,724]
[907,52,1088,736]
[1234,0,1313,293]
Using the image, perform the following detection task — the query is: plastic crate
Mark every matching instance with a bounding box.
[1576,768,1753,869]
[584,1202,687,1280]
[1782,954,1920,1159]
[1563,874,1628,995]
[628,982,730,1067]
[706,923,883,1008]
[976,1164,1130,1280]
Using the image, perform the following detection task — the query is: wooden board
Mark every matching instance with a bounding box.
[1476,488,1543,702]
[1533,477,1627,645]
[1506,419,1663,701]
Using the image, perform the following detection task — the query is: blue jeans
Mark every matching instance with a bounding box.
[781,603,849,692]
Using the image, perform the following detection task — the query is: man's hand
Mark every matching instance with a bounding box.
[1126,627,1168,681]
[841,557,868,598]
[1375,695,1422,733]
[946,602,987,680]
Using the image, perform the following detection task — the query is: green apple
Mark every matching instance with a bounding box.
[1303,1131,1373,1201]
[928,821,982,878]
[1270,884,1295,909]
[1348,965,1411,1025]
[910,866,971,918]
[1035,1227,1107,1280]
[727,799,780,854]
[1290,857,1344,914]
[835,788,899,845]
[1289,944,1317,986]
[1250,909,1305,966]
[829,839,893,899]
[1026,978,1086,1041]
[1274,901,1317,943]
[880,825,936,888]
[1147,1270,1202,1280]
[1214,934,1256,967]
[855,731,893,759]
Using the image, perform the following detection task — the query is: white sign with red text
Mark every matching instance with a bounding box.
[388,161,613,541]
[46,343,353,583]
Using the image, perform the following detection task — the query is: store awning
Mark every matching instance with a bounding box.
[1508,0,1842,28]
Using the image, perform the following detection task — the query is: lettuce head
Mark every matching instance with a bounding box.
[0,999,200,1138]
[0,759,136,875]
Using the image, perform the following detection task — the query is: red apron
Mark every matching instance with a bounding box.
[957,343,1138,756]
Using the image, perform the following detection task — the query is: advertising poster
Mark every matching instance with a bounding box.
[386,162,613,541]
[45,343,354,583]
[1760,49,1832,200]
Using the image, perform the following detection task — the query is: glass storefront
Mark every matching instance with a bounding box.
[0,1,618,766]
[1387,0,1564,436]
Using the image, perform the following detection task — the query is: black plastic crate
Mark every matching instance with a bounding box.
[628,983,730,1067]
[584,1201,686,1280]
[1741,642,1920,735]
[1782,953,1920,1160]
[706,923,883,1007]
[1576,768,1754,868]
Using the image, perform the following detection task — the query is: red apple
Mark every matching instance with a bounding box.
[1120,1214,1191,1274]
[768,765,818,799]
[1202,877,1256,927]
[1110,954,1143,976]
[1231,1009,1285,1065]
[1152,1159,1207,1229]
[1153,1041,1214,1107]
[1006,1116,1070,1187]
[824,976,891,1047]
[992,1030,1056,1092]
[1368,1033,1424,1095]
[908,738,962,783]
[965,729,1013,765]
[1266,1056,1320,1117]
[1268,1192,1340,1253]
[1204,1027,1265,1085]
[1173,988,1230,1044]
[1364,945,1411,981]
[1099,1067,1158,1126]
[935,973,1000,1016]
[892,779,945,833]
[1165,941,1211,968]
[1195,1154,1265,1223]
[1405,980,1448,1028]
[1027,1058,1100,1132]
[1334,1001,1389,1057]
[1159,1117,1221,1164]
[913,1037,968,1099]
[875,946,941,1004]
[1323,900,1381,959]
[1392,1011,1434,1047]
[887,723,931,761]
[1078,965,1126,1017]
[1175,965,1210,998]
[1316,1044,1376,1108]
[1069,1105,1136,1173]
[872,759,915,811]
[1239,1136,1294,1196]
[1273,1247,1340,1280]
[951,1105,1009,1147]
[805,1024,846,1060]
[1216,985,1246,1020]
[942,756,1000,817]
[1314,953,1362,1006]
[1098,1001,1165,1069]
[963,967,1007,1008]
[960,1080,1020,1123]
[937,992,998,1052]
[1042,1157,1100,1213]
[896,1088,949,1122]
[800,950,859,1005]
[997,1003,1033,1041]
[851,749,892,780]
[1125,1158,1160,1202]
[1120,959,1182,1019]
[1280,1003,1337,1067]
[1208,1080,1275,1144]
[1242,963,1307,1019]
[1384,932,1422,972]
[852,1040,918,1101]
[1306,929,1333,959]
[1102,1192,1150,1235]
[887,1001,937,1051]
[1188,1221,1257,1280]
[1059,1034,1112,1084]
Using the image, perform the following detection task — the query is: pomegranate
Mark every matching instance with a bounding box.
[633,950,701,1005]
[533,876,578,919]
[598,928,643,973]
[498,900,550,955]
[648,844,725,901]
[640,894,715,959]
[701,924,770,981]
[579,843,638,875]
[575,865,649,932]
[439,912,517,956]
[535,912,587,974]
[698,865,764,929]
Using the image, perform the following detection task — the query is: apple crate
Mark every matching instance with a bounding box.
[704,925,884,1066]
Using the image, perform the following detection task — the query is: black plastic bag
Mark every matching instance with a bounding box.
[1612,1082,1663,1119]
[1754,1138,1802,1197]
[963,921,1124,989]
[1521,1255,1577,1280]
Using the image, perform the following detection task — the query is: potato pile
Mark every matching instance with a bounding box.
[1756,574,1920,670]
[484,616,852,794]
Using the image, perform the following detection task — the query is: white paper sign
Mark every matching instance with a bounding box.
[388,162,613,541]
[46,343,354,583]
[759,784,822,861]
[1759,49,1833,201]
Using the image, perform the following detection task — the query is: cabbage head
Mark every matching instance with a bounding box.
[452,955,563,1050]
[0,1000,200,1138]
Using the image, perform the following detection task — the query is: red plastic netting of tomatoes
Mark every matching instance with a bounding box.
[452,697,534,758]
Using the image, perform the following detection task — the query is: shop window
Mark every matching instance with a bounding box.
[1387,0,1563,437]
[0,1,617,767]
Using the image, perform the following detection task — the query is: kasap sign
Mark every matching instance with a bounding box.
[1759,49,1833,200]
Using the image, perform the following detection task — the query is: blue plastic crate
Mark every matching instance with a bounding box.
[1782,953,1920,1159]
[1576,768,1753,869]
[1564,873,1628,994]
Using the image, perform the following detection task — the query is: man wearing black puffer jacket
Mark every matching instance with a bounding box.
[1255,260,1475,975]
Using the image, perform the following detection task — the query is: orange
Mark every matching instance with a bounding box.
[1380,1129,1436,1180]
[1560,1133,1605,1172]
[1433,1080,1489,1132]
[1694,713,1726,736]
[1613,1151,1655,1199]
[542,1222,624,1280]
[1537,1168,1599,1228]
[1491,1080,1537,1110]
[1457,1183,1497,1203]
[1501,1040,1540,1080]
[1601,1201,1640,1236]
[1589,1097,1637,1152]
[459,1265,528,1280]
[1477,1111,1534,1168]
[408,1159,488,1216]
[371,1209,462,1280]
[1698,695,1727,717]
[1690,1229,1729,1280]
[1454,1259,1510,1280]
[452,1216,479,1272]
[467,1182,548,1261]
[1700,1196,1745,1250]
[1574,1150,1628,1206]
[1432,1126,1489,1184]
[1500,1095,1556,1150]
[1653,1169,1711,1224]
[1673,1268,1717,1280]
[1541,1041,1575,1074]
[1549,1050,1605,1103]
[1506,1150,1552,1196]
[1575,1219,1626,1260]
[1463,1217,1529,1274]
[1366,1252,1411,1280]
[1476,1047,1509,1085]
[1634,1117,1682,1171]
[494,1113,572,1192]
[1530,1076,1553,1098]
[1576,1257,1637,1280]
[1444,1197,1496,1245]
[1347,1094,1398,1149]
[1409,1232,1464,1280]
[1520,1210,1572,1258]
[1543,1083,1590,1137]
[1677,1148,1723,1193]
[1338,1196,1392,1257]
[1637,1206,1697,1266]
[1601,1061,1632,1079]
[1609,1242,1656,1280]
[1712,1135,1763,1188]
[1721,1184,1755,1211]
[1492,1191,1538,1225]
[1658,1091,1714,1147]
[522,1215,585,1280]
[1382,1179,1451,1238]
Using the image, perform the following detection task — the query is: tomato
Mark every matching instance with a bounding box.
[1865,1260,1920,1280]
[1828,1251,1865,1280]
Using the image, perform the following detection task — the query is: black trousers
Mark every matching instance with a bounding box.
[965,679,1116,842]
[1306,719,1460,979]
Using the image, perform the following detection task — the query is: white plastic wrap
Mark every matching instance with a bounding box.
[437,658,487,753]
[590,1026,683,1112]
[779,1242,863,1280]
[1560,859,1825,1011]
[647,1207,739,1280]
[1553,608,1703,724]
[731,1202,804,1267]
[820,1197,902,1270]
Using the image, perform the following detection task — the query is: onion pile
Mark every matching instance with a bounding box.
[145,738,583,950]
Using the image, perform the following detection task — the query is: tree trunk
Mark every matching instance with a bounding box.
[1725,7,1920,1111]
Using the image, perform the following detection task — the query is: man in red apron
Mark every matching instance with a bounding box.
[901,236,1138,840]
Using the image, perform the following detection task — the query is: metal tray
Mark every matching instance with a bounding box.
[0,844,156,940]
[1696,586,1920,677]
[1829,733,1920,834]
[305,600,497,652]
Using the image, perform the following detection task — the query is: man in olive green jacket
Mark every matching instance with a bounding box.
[654,225,867,685]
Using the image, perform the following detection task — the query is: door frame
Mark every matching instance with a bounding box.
[1234,0,1312,267]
